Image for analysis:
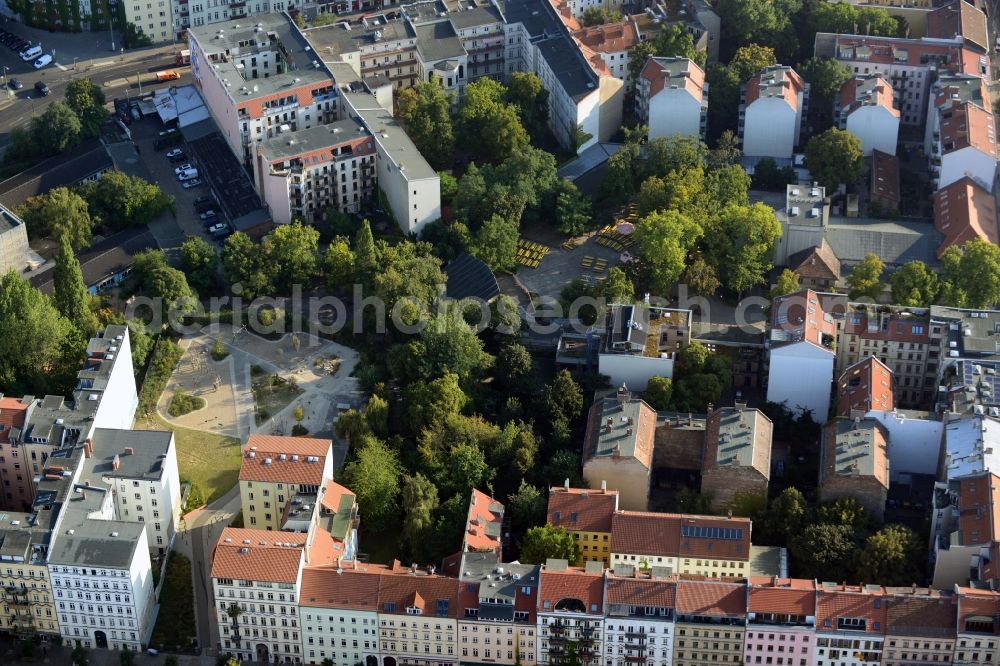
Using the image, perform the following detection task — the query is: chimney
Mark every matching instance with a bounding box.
[564,478,570,490]
[688,412,693,426]
[112,454,120,471]
[84,439,93,458]
[601,480,607,494]
[707,403,714,416]
[617,383,630,406]
[411,563,418,574]
[123,447,134,456]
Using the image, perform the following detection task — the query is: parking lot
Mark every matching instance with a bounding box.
[129,117,232,247]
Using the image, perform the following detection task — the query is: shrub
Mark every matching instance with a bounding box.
[137,338,183,416]
[292,424,309,436]
[168,390,205,417]
[210,337,229,361]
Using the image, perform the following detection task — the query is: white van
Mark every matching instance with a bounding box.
[19,44,41,61]
[177,168,199,181]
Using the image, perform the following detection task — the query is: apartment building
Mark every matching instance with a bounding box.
[598,305,691,391]
[816,33,988,127]
[739,66,808,159]
[460,488,504,557]
[836,75,899,156]
[953,587,1000,665]
[457,552,540,666]
[86,429,181,558]
[745,578,817,666]
[316,479,360,562]
[172,0,293,38]
[581,386,655,511]
[774,184,828,266]
[814,583,886,666]
[819,418,890,521]
[767,290,838,419]
[636,57,708,141]
[376,567,460,666]
[610,511,752,578]
[931,100,997,191]
[927,0,990,53]
[0,325,138,512]
[836,355,894,417]
[238,434,334,531]
[923,73,991,166]
[255,118,378,225]
[870,149,901,215]
[305,15,420,91]
[881,587,956,666]
[0,509,60,638]
[546,484,618,566]
[672,579,746,666]
[572,20,638,90]
[0,204,28,276]
[931,470,1000,589]
[188,14,339,165]
[536,565,604,666]
[603,571,676,666]
[124,0,173,44]
[701,405,772,511]
[934,176,998,257]
[299,564,382,666]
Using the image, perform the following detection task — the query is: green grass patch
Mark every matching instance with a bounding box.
[167,390,205,417]
[150,552,197,651]
[137,338,183,416]
[252,372,303,426]
[149,414,241,506]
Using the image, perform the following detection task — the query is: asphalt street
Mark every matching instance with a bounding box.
[0,20,191,150]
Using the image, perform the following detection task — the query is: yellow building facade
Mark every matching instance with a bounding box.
[238,436,333,531]
[547,485,618,567]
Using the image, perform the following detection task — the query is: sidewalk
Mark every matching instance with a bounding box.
[0,15,180,63]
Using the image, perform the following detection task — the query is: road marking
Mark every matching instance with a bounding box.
[54,62,67,71]
[91,60,116,68]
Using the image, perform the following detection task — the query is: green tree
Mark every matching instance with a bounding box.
[545,369,584,426]
[705,44,778,143]
[889,260,939,307]
[268,221,320,286]
[554,180,592,235]
[353,219,377,280]
[457,78,530,164]
[507,480,546,532]
[53,236,100,336]
[471,214,519,271]
[33,101,82,154]
[180,236,219,296]
[683,253,721,297]
[403,313,493,383]
[0,271,70,394]
[401,473,440,559]
[132,250,196,318]
[644,376,673,410]
[495,343,534,391]
[854,524,923,586]
[705,202,782,294]
[846,252,885,301]
[675,487,714,514]
[791,523,858,581]
[805,128,864,190]
[519,524,580,564]
[439,171,459,202]
[505,72,549,142]
[798,57,852,104]
[634,209,702,296]
[342,437,402,529]
[441,443,494,496]
[752,157,797,191]
[19,187,92,249]
[323,237,355,288]
[601,266,635,303]
[809,2,902,38]
[64,77,108,138]
[404,373,467,434]
[312,13,336,27]
[940,239,1000,308]
[396,74,455,169]
[653,23,704,65]
[755,487,809,546]
[77,171,172,230]
[581,6,621,26]
[708,130,742,169]
[71,644,89,666]
[222,233,272,298]
[771,268,801,298]
[817,497,875,531]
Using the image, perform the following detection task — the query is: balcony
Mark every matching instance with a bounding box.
[624,631,646,640]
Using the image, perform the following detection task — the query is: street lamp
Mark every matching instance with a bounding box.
[109,9,115,52]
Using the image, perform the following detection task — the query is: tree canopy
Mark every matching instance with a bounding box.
[519,524,580,565]
[457,78,530,164]
[805,128,864,190]
[846,253,885,302]
[396,74,455,170]
[18,187,93,250]
[53,236,100,336]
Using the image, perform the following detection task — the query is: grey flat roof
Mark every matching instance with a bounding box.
[31,228,158,295]
[304,16,415,58]
[535,34,599,102]
[86,428,173,482]
[189,12,335,100]
[343,92,438,180]
[0,138,112,210]
[414,21,466,62]
[48,517,144,568]
[259,118,369,162]
[825,217,942,267]
[0,203,22,234]
[499,0,562,38]
[444,1,504,29]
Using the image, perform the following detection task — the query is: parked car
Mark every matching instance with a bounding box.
[173,163,193,174]
[169,153,187,163]
[33,81,49,96]
[195,202,215,213]
[166,148,183,158]
[7,78,22,90]
[181,178,204,189]
[33,53,52,69]
[19,44,41,61]
[199,210,217,220]
[207,223,228,235]
[193,195,211,206]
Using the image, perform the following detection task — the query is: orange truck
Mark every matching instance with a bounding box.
[156,70,181,82]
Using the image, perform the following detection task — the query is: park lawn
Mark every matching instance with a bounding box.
[147,414,242,505]
[150,552,197,650]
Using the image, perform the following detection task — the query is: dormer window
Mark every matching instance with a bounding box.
[406,606,422,615]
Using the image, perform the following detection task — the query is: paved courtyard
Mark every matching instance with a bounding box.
[516,235,622,300]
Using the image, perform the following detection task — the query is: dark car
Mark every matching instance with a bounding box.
[195,202,215,214]
[8,78,22,90]
[169,153,187,163]
[193,195,211,206]
[33,81,49,96]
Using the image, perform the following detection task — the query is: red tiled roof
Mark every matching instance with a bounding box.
[957,587,1000,633]
[319,479,356,514]
[940,100,997,157]
[211,528,307,583]
[611,511,752,561]
[538,570,605,614]
[816,586,887,633]
[676,580,746,617]
[935,176,999,257]
[573,20,639,54]
[744,66,805,111]
[871,149,900,208]
[927,0,989,52]
[377,571,460,618]
[547,486,619,533]
[0,396,28,445]
[957,473,1000,546]
[837,356,894,417]
[832,35,986,77]
[770,289,838,351]
[885,590,956,634]
[605,575,677,608]
[640,57,705,102]
[299,565,385,610]
[464,489,503,553]
[788,241,842,281]
[748,579,817,616]
[841,309,931,345]
[239,435,332,485]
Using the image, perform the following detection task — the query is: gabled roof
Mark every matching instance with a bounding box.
[538,569,605,615]
[820,418,890,489]
[935,176,999,257]
[463,489,503,553]
[639,56,705,102]
[211,528,307,584]
[0,138,113,210]
[676,580,746,618]
[583,393,656,469]
[239,435,332,486]
[927,0,989,53]
[788,240,841,282]
[748,578,816,616]
[30,227,159,295]
[743,65,805,111]
[939,100,997,158]
[870,149,900,208]
[840,75,898,119]
[547,486,619,533]
[377,570,460,618]
[816,584,887,633]
[770,289,838,351]
[703,406,773,478]
[0,396,30,445]
[884,589,956,636]
[604,575,677,608]
[837,356,894,417]
[956,587,1000,634]
[299,565,385,611]
[573,20,639,54]
[611,511,751,561]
